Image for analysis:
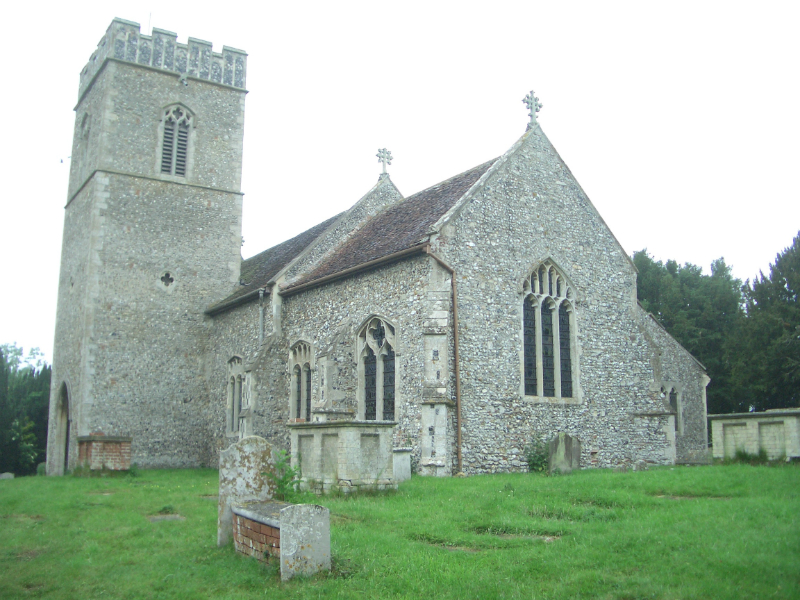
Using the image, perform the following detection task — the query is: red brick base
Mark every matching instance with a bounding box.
[233,514,280,562]
[77,435,132,470]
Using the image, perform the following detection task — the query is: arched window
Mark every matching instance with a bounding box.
[304,364,312,422]
[289,341,314,421]
[357,317,397,421]
[293,365,302,419]
[160,105,193,177]
[523,261,577,400]
[227,356,244,434]
[662,385,682,435]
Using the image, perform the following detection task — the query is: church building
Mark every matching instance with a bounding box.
[47,19,710,479]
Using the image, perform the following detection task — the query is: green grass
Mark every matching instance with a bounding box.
[1,465,798,599]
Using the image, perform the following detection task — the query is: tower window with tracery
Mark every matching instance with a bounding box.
[160,105,193,177]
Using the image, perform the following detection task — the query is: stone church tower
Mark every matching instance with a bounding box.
[46,19,247,473]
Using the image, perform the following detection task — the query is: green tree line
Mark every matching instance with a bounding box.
[0,345,51,475]
[634,231,799,414]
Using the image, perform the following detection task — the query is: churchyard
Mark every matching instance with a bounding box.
[1,464,798,599]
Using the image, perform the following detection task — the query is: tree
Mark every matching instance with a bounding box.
[731,233,800,411]
[0,344,51,475]
[632,251,745,414]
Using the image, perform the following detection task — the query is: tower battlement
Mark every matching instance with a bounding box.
[78,18,247,99]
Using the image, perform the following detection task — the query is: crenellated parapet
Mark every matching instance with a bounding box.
[79,18,247,99]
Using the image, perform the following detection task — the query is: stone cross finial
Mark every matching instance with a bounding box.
[523,91,542,129]
[376,148,393,174]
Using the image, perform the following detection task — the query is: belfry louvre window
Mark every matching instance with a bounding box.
[522,262,576,399]
[160,106,192,177]
[357,317,397,421]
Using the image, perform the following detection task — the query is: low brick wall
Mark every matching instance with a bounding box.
[77,435,132,470]
[231,501,292,562]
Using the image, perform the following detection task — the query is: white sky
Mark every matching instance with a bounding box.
[1,1,798,363]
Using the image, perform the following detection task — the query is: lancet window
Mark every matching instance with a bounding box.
[357,317,397,421]
[522,262,576,399]
[227,356,244,434]
[289,341,313,421]
[160,105,193,177]
[662,385,682,435]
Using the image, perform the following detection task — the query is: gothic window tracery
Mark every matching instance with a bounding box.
[160,105,193,177]
[523,261,577,400]
[357,317,397,421]
[289,341,313,421]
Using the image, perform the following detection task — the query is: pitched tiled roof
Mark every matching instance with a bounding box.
[283,158,497,292]
[207,213,341,313]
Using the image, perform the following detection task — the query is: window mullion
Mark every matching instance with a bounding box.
[535,301,543,397]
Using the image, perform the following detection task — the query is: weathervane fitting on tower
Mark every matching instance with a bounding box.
[523,91,542,130]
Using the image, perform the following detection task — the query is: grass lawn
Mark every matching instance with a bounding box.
[0,464,798,599]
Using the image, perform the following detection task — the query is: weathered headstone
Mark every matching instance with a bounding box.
[393,448,412,483]
[0,472,14,480]
[548,432,580,474]
[218,436,277,546]
[279,504,331,581]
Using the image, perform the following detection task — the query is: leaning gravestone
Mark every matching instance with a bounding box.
[218,436,277,546]
[548,432,581,474]
[280,504,331,581]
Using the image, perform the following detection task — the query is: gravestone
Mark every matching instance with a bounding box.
[218,436,277,546]
[548,432,580,474]
[279,504,331,581]
[393,448,412,483]
[0,472,14,480]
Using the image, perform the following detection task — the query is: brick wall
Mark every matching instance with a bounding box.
[77,436,132,470]
[233,514,280,561]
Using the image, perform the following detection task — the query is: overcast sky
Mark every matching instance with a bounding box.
[1,1,798,362]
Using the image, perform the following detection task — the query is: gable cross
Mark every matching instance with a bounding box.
[523,91,542,129]
[376,148,393,174]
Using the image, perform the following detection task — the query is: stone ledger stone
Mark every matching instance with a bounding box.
[218,436,277,546]
[548,432,580,474]
[279,504,331,581]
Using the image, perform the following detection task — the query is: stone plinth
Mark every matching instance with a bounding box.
[548,432,580,474]
[76,435,132,470]
[218,436,277,546]
[709,409,800,460]
[288,420,397,493]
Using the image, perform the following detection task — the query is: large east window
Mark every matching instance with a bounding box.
[523,261,577,400]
